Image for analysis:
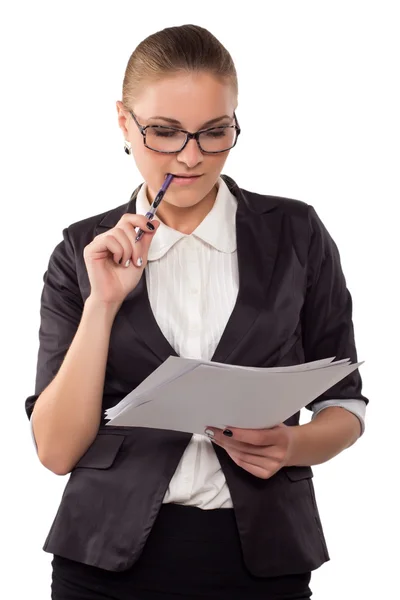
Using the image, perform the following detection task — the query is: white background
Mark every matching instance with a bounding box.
[1,1,399,598]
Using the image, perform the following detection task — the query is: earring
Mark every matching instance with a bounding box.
[124,141,131,155]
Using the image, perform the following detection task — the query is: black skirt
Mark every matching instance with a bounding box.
[51,503,312,600]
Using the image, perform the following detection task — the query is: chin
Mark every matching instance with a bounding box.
[164,195,203,209]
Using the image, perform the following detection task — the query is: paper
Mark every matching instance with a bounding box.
[105,356,363,434]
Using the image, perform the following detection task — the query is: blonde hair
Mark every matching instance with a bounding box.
[122,24,238,107]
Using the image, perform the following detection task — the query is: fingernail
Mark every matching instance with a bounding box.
[223,429,233,437]
[124,259,131,268]
[146,222,155,231]
[136,257,143,267]
[204,429,214,438]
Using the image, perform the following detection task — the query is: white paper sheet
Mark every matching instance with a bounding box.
[105,356,363,433]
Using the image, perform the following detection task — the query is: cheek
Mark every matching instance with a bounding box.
[205,152,230,176]
[131,144,171,179]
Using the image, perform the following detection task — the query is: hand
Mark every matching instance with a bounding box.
[83,214,160,306]
[204,424,295,479]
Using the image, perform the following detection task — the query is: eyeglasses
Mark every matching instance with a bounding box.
[129,110,241,154]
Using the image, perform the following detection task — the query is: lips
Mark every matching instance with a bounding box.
[171,174,202,178]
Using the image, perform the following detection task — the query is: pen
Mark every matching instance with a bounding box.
[134,173,175,243]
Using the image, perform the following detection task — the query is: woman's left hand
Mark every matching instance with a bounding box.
[204,424,295,479]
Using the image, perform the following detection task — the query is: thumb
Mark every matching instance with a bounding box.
[139,219,161,257]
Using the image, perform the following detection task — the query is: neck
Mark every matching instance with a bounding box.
[147,185,218,234]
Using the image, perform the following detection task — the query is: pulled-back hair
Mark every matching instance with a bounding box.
[122,24,238,106]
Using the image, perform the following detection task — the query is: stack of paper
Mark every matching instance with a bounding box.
[104,356,363,434]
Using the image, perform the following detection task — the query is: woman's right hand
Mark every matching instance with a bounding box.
[83,214,160,307]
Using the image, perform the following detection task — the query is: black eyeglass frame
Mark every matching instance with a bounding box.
[129,110,241,154]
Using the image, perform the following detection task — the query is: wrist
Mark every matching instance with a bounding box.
[284,407,361,467]
[284,424,304,467]
[84,295,122,323]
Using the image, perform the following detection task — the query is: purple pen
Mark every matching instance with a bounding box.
[134,173,174,243]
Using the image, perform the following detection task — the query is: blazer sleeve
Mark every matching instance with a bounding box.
[25,228,84,419]
[302,205,369,409]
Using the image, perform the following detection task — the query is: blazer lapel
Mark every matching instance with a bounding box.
[211,176,282,363]
[94,175,281,366]
[118,277,179,362]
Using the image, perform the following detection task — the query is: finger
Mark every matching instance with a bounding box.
[88,233,128,266]
[206,426,280,447]
[229,448,277,470]
[113,227,142,269]
[136,218,161,247]
[117,212,161,236]
[227,450,278,480]
[117,219,160,268]
[104,228,138,267]
[118,219,159,246]
[133,220,161,267]
[210,436,275,458]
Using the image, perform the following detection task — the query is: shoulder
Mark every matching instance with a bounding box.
[45,198,134,277]
[56,187,141,264]
[65,201,130,242]
[244,187,311,217]
[222,176,333,258]
[62,184,142,247]
[222,174,312,219]
[241,186,331,249]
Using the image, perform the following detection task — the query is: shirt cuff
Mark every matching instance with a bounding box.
[29,415,38,452]
[311,399,366,436]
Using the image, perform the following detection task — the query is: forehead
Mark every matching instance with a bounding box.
[133,72,236,127]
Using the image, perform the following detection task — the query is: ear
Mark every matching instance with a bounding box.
[116,101,129,137]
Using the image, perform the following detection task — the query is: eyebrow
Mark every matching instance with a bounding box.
[148,115,233,128]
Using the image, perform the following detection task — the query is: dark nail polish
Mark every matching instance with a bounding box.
[146,222,155,231]
[223,429,233,437]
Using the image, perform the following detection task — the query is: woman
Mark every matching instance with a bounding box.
[26,24,368,600]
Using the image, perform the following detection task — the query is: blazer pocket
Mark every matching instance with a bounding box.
[282,464,329,560]
[74,433,125,470]
[283,465,314,481]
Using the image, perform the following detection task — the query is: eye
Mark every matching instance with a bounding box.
[204,128,228,138]
[150,127,180,138]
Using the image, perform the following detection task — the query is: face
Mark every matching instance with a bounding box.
[116,72,237,210]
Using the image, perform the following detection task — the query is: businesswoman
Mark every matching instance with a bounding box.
[26,24,368,600]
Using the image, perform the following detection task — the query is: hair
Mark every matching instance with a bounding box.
[122,24,238,107]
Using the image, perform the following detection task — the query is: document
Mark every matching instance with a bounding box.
[104,356,363,434]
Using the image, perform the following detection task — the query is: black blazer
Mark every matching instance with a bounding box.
[25,174,368,577]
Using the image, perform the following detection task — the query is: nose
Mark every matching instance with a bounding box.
[176,138,203,168]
